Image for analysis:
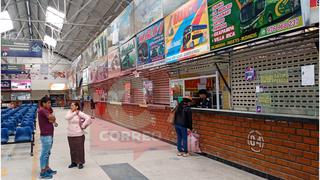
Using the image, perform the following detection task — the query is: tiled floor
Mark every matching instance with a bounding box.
[1,108,265,180]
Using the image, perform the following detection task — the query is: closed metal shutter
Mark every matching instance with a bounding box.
[230,32,319,116]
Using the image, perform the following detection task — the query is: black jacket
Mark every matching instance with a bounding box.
[174,103,192,130]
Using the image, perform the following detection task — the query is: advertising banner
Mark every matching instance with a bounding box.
[96,56,108,82]
[164,0,210,63]
[11,80,32,91]
[1,64,27,74]
[1,80,11,90]
[93,29,108,60]
[120,38,137,71]
[107,20,120,52]
[208,0,304,50]
[1,39,42,58]
[136,19,165,69]
[89,57,108,84]
[118,3,135,45]
[108,48,121,78]
[82,68,89,86]
[134,0,163,33]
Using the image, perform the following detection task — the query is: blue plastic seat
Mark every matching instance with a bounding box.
[1,128,9,144]
[21,121,34,131]
[2,122,15,135]
[14,127,32,142]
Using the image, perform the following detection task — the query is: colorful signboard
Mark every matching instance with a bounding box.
[1,64,27,74]
[93,29,108,59]
[164,0,210,63]
[120,38,137,71]
[107,48,121,78]
[89,57,108,83]
[136,19,165,69]
[11,80,32,91]
[207,0,304,50]
[1,39,42,58]
[1,80,11,90]
[134,0,163,33]
[107,20,120,51]
[82,68,89,86]
[118,3,135,45]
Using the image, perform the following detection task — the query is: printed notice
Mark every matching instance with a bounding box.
[301,65,315,86]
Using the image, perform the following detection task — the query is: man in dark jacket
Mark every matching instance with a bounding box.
[197,89,212,108]
[174,96,192,157]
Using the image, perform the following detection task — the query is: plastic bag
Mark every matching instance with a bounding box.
[188,132,201,153]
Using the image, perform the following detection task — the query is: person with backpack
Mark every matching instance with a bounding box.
[65,102,91,169]
[174,96,193,157]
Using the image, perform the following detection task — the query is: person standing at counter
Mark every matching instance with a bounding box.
[198,89,212,108]
[174,96,192,157]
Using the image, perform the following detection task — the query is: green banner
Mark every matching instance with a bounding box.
[208,0,303,50]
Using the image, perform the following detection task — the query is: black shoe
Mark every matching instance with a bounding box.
[68,163,77,168]
[78,164,83,169]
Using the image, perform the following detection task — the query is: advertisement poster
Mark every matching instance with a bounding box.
[93,29,108,59]
[81,44,95,67]
[136,19,165,69]
[164,0,210,63]
[82,68,89,86]
[107,48,121,78]
[1,39,42,58]
[50,70,66,79]
[1,80,11,90]
[96,56,108,82]
[208,0,303,50]
[120,38,137,71]
[1,73,30,80]
[134,0,163,33]
[107,20,119,51]
[11,80,32,91]
[259,69,289,85]
[118,3,135,45]
[90,57,108,83]
[163,0,190,16]
[143,80,153,104]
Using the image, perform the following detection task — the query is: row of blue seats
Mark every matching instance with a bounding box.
[1,127,33,143]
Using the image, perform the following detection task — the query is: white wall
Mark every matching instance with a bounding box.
[2,48,71,90]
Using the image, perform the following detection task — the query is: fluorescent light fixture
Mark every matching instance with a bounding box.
[44,35,57,47]
[45,6,65,29]
[50,83,66,90]
[26,1,30,15]
[0,11,14,33]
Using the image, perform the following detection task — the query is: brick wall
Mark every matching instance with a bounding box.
[83,102,319,180]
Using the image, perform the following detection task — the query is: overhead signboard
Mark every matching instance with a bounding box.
[207,0,304,50]
[118,2,135,45]
[107,20,120,52]
[136,19,165,69]
[164,0,210,63]
[93,29,108,60]
[120,38,137,71]
[11,80,32,91]
[1,39,42,58]
[1,80,11,90]
[1,64,29,74]
[108,48,121,78]
[134,0,163,33]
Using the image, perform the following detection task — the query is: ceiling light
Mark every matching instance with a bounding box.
[44,35,57,47]
[0,11,14,33]
[45,6,65,29]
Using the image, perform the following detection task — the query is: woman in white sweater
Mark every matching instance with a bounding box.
[65,102,91,169]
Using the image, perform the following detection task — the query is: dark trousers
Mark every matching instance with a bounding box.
[68,135,85,164]
[175,125,188,153]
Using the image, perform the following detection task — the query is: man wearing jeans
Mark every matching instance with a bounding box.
[38,97,57,179]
